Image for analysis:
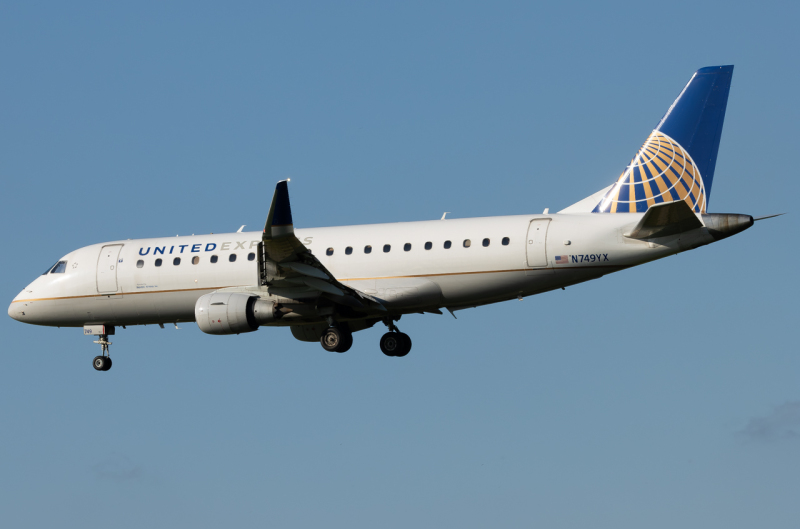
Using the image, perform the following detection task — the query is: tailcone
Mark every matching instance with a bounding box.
[702,213,754,241]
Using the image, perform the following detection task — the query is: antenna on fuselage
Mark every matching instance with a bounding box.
[237,225,246,233]
[441,212,450,220]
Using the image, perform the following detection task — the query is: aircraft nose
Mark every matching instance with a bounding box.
[8,301,22,321]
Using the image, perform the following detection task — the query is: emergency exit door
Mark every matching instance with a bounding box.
[96,244,123,293]
[525,219,550,268]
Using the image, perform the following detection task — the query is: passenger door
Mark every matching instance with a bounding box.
[525,219,550,268]
[96,244,123,293]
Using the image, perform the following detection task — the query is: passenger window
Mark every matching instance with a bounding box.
[365,245,372,254]
[444,240,451,249]
[463,239,471,248]
[50,261,67,274]
[211,255,218,263]
[425,242,432,250]
[136,260,144,268]
[502,237,510,245]
[326,248,334,256]
[404,243,411,251]
[192,256,200,265]
[345,247,353,255]
[155,258,163,267]
[173,257,181,265]
[383,244,391,253]
[247,253,255,261]
[229,254,237,262]
[482,238,490,247]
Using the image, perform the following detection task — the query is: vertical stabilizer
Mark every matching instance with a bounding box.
[594,65,733,214]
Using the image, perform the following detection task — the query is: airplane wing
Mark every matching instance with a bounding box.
[258,180,386,312]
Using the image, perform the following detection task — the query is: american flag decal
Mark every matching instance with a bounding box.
[555,255,569,264]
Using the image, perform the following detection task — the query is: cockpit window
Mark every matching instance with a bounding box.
[50,261,68,274]
[42,262,58,275]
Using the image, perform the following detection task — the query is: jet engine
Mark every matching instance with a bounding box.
[194,292,280,335]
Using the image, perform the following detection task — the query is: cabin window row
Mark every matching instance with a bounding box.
[325,237,510,256]
[136,252,256,268]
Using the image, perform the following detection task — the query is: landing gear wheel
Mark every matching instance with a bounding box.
[380,332,405,357]
[395,333,411,357]
[335,332,353,353]
[93,356,107,371]
[321,327,345,352]
[103,357,113,371]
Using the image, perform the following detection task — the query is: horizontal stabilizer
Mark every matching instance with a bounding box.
[626,200,703,239]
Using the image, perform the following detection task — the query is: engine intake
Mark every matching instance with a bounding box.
[195,292,279,335]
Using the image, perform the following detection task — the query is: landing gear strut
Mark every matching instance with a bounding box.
[92,334,113,371]
[380,318,411,357]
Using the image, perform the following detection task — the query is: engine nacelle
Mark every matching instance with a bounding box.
[195,292,279,335]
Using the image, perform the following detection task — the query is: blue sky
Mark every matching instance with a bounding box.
[1,1,798,527]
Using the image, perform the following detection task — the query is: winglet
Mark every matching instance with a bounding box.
[264,180,294,239]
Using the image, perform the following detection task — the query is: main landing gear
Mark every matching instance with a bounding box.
[93,334,113,371]
[318,317,412,357]
[320,325,354,353]
[379,319,411,357]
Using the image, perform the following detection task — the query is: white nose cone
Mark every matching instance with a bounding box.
[8,301,21,321]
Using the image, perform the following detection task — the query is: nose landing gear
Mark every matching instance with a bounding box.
[92,334,113,371]
[85,325,115,371]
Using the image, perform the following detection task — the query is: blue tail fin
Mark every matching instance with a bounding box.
[594,65,733,214]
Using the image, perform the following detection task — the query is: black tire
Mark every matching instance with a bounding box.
[103,357,113,371]
[320,327,343,352]
[380,332,403,357]
[395,333,412,357]
[335,332,353,353]
[93,356,106,371]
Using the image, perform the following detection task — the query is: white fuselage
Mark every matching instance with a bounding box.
[8,212,713,328]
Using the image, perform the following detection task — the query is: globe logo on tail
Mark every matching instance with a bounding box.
[593,131,706,214]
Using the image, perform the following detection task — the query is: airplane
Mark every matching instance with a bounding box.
[8,65,770,371]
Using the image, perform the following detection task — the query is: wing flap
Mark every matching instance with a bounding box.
[280,261,331,280]
[284,276,345,296]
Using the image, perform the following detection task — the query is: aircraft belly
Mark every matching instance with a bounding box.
[20,289,210,327]
[371,277,443,309]
[432,271,528,306]
[135,291,199,323]
[430,266,612,308]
